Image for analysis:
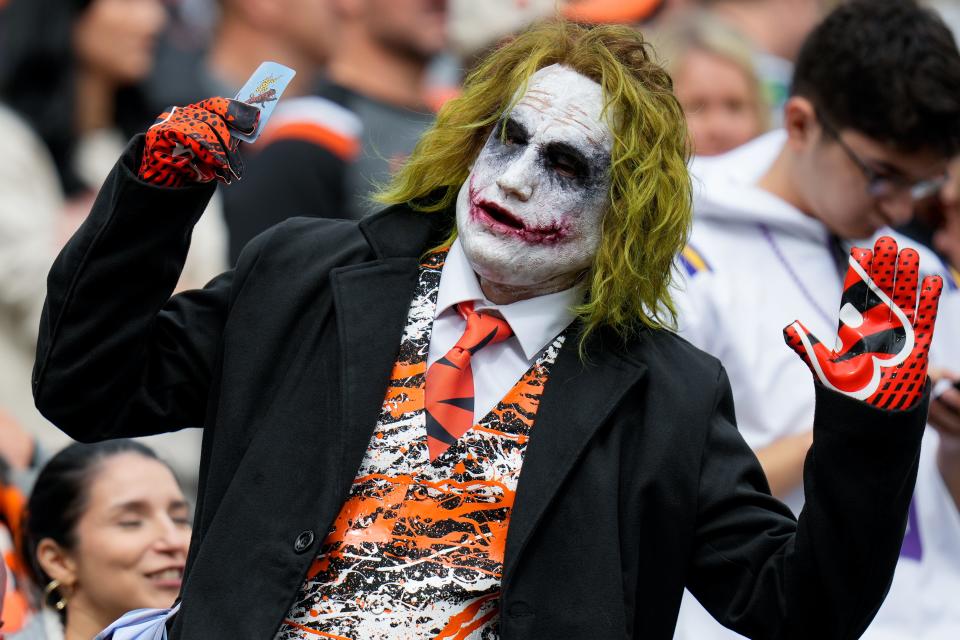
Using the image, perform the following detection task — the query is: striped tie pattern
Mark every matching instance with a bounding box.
[424,302,513,460]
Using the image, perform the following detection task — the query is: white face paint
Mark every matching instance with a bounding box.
[455,64,613,300]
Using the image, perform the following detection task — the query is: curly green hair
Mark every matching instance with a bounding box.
[377,20,692,347]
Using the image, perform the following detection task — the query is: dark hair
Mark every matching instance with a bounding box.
[0,0,154,197]
[791,0,960,157]
[19,440,173,602]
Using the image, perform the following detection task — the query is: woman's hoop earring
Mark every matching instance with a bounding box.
[43,579,68,611]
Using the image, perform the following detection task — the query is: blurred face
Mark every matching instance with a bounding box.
[282,0,335,64]
[456,65,613,297]
[675,48,764,156]
[800,125,947,239]
[365,0,447,61]
[770,0,824,61]
[61,454,191,624]
[73,0,166,84]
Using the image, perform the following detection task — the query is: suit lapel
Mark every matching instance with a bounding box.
[328,204,452,497]
[503,332,647,583]
[330,258,420,498]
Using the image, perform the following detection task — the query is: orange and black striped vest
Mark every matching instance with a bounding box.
[276,250,565,640]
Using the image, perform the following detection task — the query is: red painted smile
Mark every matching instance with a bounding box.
[469,187,568,245]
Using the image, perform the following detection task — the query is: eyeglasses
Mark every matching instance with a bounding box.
[818,116,946,201]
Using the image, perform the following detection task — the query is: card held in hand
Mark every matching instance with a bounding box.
[232,61,296,143]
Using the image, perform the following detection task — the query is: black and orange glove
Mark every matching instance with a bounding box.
[784,236,943,411]
[139,97,260,188]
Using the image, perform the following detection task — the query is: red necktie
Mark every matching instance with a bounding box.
[424,302,513,460]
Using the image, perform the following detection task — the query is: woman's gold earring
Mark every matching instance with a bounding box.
[44,579,68,610]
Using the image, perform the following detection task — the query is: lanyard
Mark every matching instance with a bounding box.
[757,222,839,330]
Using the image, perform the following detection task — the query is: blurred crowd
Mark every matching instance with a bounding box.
[0,0,959,638]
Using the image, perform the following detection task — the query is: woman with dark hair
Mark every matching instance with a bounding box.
[0,0,164,199]
[12,441,191,640]
[0,0,218,489]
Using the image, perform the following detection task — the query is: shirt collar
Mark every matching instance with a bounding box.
[436,239,584,360]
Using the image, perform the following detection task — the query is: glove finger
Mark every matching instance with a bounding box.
[892,248,919,323]
[150,106,177,128]
[177,106,235,160]
[176,108,245,180]
[837,246,874,324]
[874,276,943,411]
[783,322,813,368]
[913,275,943,350]
[194,97,260,137]
[869,236,898,302]
[160,126,229,170]
[783,320,831,371]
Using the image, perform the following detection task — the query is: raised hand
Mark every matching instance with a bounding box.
[138,97,260,188]
[784,236,943,411]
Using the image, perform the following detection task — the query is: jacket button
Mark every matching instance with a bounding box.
[293,530,315,554]
[507,601,532,618]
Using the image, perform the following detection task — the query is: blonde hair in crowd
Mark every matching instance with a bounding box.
[652,11,770,131]
[377,20,693,348]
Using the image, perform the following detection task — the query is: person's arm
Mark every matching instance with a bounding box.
[929,370,960,511]
[754,430,813,499]
[690,237,942,639]
[33,140,218,441]
[33,98,263,442]
[688,371,927,640]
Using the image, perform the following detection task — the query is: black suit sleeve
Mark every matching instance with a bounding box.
[223,139,347,264]
[32,136,274,442]
[688,367,926,640]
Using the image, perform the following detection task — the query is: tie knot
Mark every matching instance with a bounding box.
[454,302,513,355]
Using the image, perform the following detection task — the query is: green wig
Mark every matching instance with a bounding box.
[377,20,693,347]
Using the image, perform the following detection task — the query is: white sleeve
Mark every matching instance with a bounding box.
[673,262,722,356]
[0,108,63,350]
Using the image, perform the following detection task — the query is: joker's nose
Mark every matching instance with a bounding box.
[496,153,536,201]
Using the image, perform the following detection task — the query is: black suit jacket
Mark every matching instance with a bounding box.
[34,139,928,639]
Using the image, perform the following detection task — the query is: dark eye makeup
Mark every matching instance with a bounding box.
[495,116,595,182]
[544,142,590,180]
[501,118,529,146]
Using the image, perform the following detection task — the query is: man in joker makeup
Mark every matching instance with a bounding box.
[33,21,942,640]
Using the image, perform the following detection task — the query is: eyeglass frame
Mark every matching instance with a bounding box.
[816,113,946,201]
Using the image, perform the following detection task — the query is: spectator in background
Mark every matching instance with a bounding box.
[672,1,960,638]
[653,11,767,156]
[0,0,214,492]
[935,161,960,272]
[446,0,556,70]
[222,0,447,263]
[12,441,191,640]
[699,0,825,126]
[901,158,960,273]
[147,0,335,111]
[0,458,28,636]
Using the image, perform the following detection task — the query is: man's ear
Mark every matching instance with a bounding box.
[782,96,819,151]
[36,537,78,590]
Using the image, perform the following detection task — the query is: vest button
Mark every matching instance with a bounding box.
[507,601,532,617]
[293,530,315,554]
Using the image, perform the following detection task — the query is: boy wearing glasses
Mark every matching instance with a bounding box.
[675,1,960,638]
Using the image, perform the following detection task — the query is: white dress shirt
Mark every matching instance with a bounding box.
[428,239,583,423]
